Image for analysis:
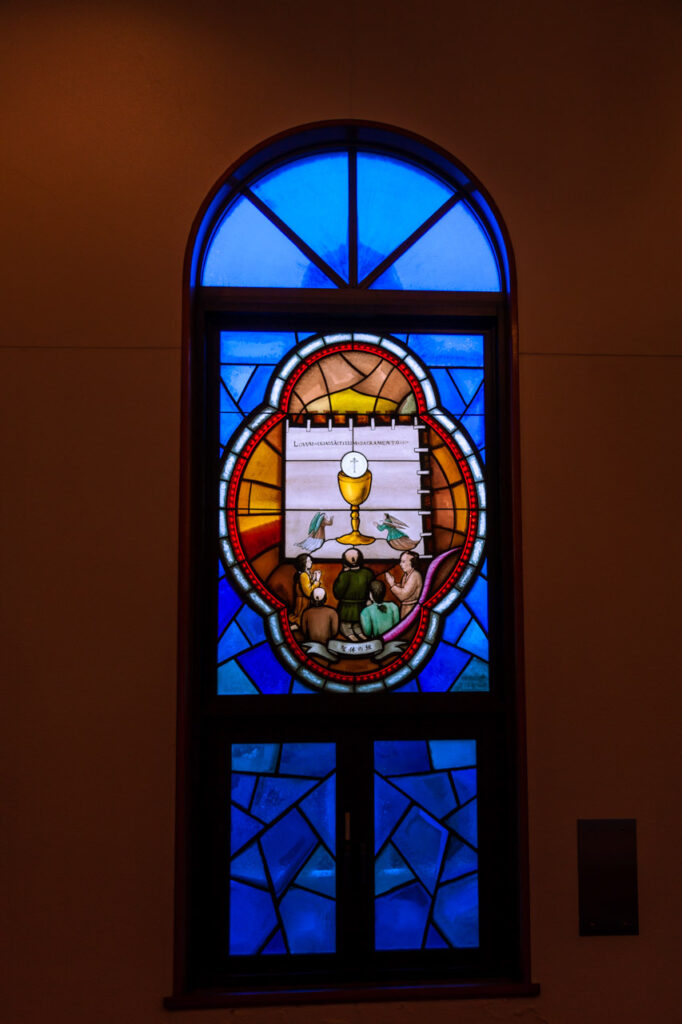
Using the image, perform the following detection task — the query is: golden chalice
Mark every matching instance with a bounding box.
[335,451,375,545]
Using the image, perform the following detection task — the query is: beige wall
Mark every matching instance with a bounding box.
[2,1,681,1021]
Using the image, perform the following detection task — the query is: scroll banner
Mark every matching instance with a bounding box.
[303,639,406,663]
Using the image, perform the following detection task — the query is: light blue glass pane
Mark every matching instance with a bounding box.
[219,383,240,414]
[451,657,489,691]
[231,840,269,887]
[235,604,267,644]
[252,153,349,281]
[457,619,488,661]
[390,771,456,821]
[408,334,484,368]
[280,742,335,778]
[375,880,431,950]
[371,202,500,292]
[426,926,449,949]
[260,809,317,895]
[417,643,470,692]
[229,880,277,954]
[467,383,485,417]
[431,369,465,416]
[237,644,291,694]
[218,579,241,636]
[231,772,257,810]
[445,798,478,848]
[441,604,471,645]
[295,844,335,897]
[230,805,265,855]
[357,153,453,281]
[450,768,477,807]
[262,928,287,955]
[232,742,280,774]
[450,367,484,401]
[429,740,476,771]
[440,834,478,883]
[463,574,488,631]
[462,413,485,450]
[392,807,447,894]
[375,842,415,896]
[374,777,410,853]
[202,196,336,288]
[218,659,258,695]
[300,776,335,853]
[218,620,251,663]
[220,413,242,449]
[375,740,430,777]
[239,365,274,413]
[280,887,335,953]
[222,365,255,402]
[220,331,297,364]
[251,776,317,824]
[433,875,479,947]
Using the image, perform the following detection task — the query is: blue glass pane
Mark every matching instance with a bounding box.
[428,740,476,771]
[371,202,500,291]
[237,644,291,695]
[222,364,255,402]
[219,384,240,413]
[235,604,267,644]
[375,740,430,776]
[441,604,471,645]
[390,771,456,821]
[375,880,430,950]
[426,925,449,949]
[202,196,336,288]
[229,880,278,954]
[392,807,447,893]
[217,620,250,663]
[262,928,287,955]
[251,776,317,824]
[375,842,415,896]
[231,840,269,887]
[230,805,265,855]
[238,365,275,413]
[260,809,317,895]
[300,776,335,853]
[394,679,419,693]
[374,777,410,853]
[218,578,241,636]
[457,619,488,661]
[252,153,349,281]
[279,887,335,953]
[431,369,466,416]
[445,799,478,848]
[450,367,484,401]
[440,834,478,883]
[232,742,280,774]
[417,643,470,692]
[451,768,477,806]
[463,574,488,631]
[280,742,335,778]
[218,659,259,695]
[462,413,485,450]
[220,413,242,449]
[220,331,297,364]
[451,656,489,692]
[407,334,484,368]
[291,679,314,694]
[433,875,479,947]
[231,772,257,809]
[357,153,453,281]
[295,844,335,897]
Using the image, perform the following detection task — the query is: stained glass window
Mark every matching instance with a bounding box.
[171,123,528,1004]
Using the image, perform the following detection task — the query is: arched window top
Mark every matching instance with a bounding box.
[193,124,509,293]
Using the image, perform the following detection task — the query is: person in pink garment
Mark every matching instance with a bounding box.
[385,551,423,619]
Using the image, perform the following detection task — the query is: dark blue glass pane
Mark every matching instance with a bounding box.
[375,880,430,950]
[232,742,280,774]
[218,659,259,695]
[250,776,317,824]
[238,365,275,413]
[441,604,471,645]
[428,740,476,771]
[357,153,453,281]
[451,768,477,805]
[426,925,449,949]
[235,603,267,644]
[450,367,484,401]
[431,369,466,416]
[237,644,291,695]
[295,844,335,897]
[218,578,241,636]
[202,196,336,288]
[220,331,297,364]
[260,809,317,895]
[280,742,335,778]
[440,834,478,883]
[450,656,489,692]
[375,740,430,776]
[371,202,500,292]
[374,777,410,853]
[262,928,287,955]
[252,153,349,281]
[433,875,479,947]
[463,574,488,631]
[222,364,255,402]
[229,880,278,954]
[279,887,335,953]
[389,771,456,821]
[375,842,415,896]
[300,776,335,853]
[394,679,419,693]
[445,799,478,848]
[231,772,256,810]
[230,805,265,856]
[417,642,471,692]
[217,620,250,663]
[291,679,314,694]
[456,618,488,660]
[392,806,448,894]
[407,334,484,368]
[231,840,269,887]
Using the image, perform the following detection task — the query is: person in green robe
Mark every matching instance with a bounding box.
[333,548,374,640]
[375,512,419,551]
[360,580,399,639]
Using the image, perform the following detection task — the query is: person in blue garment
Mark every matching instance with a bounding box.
[375,512,419,551]
[360,580,399,639]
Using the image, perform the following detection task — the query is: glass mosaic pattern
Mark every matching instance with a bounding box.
[230,742,336,954]
[374,740,478,950]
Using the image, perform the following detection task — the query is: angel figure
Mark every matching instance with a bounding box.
[375,512,419,551]
[296,511,334,554]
